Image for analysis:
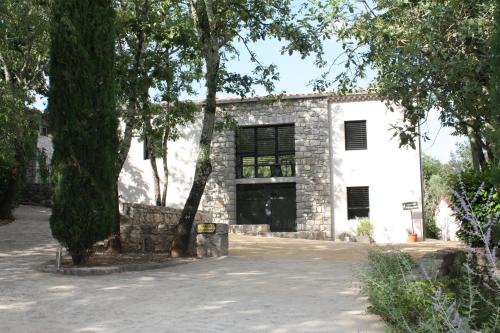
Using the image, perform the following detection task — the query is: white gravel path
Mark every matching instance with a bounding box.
[0,205,385,333]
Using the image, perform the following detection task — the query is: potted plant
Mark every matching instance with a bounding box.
[407,227,417,243]
[355,218,375,244]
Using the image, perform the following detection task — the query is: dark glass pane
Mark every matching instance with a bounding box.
[347,186,369,208]
[236,125,295,179]
[257,165,272,178]
[240,156,255,178]
[256,126,275,140]
[242,156,255,165]
[347,186,369,219]
[279,155,295,177]
[237,127,255,154]
[345,120,367,150]
[348,208,369,219]
[237,183,296,232]
[257,155,275,165]
[280,164,293,177]
[278,125,295,153]
[257,139,275,156]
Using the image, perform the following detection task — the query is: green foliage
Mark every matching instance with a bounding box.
[115,0,201,130]
[361,249,446,331]
[490,1,500,186]
[37,148,50,185]
[114,0,202,208]
[0,0,50,219]
[324,0,496,168]
[355,218,373,241]
[0,0,50,94]
[49,0,118,264]
[449,170,500,247]
[0,86,39,219]
[173,0,328,255]
[361,248,500,332]
[422,154,450,239]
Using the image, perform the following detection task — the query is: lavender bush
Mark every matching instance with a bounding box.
[360,184,499,332]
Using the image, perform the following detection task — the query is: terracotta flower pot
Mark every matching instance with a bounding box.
[407,234,418,242]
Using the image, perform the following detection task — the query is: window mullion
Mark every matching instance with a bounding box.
[254,127,258,178]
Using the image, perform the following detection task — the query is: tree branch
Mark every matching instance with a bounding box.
[0,51,11,83]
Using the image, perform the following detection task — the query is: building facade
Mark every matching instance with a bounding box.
[119,92,424,243]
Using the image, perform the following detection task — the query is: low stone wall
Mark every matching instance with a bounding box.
[230,224,328,240]
[193,223,229,257]
[122,203,211,225]
[230,224,270,235]
[20,183,52,207]
[120,203,211,253]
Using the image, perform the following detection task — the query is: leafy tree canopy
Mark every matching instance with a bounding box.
[0,0,50,219]
[321,0,496,170]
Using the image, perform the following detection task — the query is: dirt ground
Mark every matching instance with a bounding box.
[0,205,461,333]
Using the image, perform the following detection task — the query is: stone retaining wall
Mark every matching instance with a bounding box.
[120,203,211,253]
[20,183,52,207]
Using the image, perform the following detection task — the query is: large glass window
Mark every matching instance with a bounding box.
[236,125,295,178]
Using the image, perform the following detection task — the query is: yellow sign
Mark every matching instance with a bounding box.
[196,223,216,234]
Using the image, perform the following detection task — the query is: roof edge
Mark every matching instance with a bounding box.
[189,90,380,106]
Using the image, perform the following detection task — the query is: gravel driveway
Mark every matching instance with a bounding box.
[0,205,385,333]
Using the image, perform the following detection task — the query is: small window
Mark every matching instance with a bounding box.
[347,186,369,219]
[345,120,367,150]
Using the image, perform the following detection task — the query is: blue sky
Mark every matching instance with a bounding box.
[35,37,465,163]
[201,38,466,163]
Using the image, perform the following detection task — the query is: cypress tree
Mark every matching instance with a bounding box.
[491,1,500,183]
[49,0,117,264]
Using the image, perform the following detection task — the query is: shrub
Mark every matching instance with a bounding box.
[49,0,117,264]
[361,249,452,331]
[449,170,500,247]
[360,184,500,332]
[355,218,374,242]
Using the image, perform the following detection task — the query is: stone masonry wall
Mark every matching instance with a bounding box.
[201,97,332,238]
[120,203,211,252]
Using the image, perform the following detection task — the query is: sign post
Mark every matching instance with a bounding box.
[402,201,419,241]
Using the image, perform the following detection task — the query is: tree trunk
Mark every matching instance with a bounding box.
[466,122,486,173]
[171,48,219,257]
[110,120,134,252]
[111,182,122,252]
[110,0,148,251]
[148,139,162,206]
[0,168,17,220]
[161,129,169,207]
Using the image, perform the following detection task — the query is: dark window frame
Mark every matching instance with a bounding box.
[347,186,370,219]
[345,120,367,150]
[236,124,295,179]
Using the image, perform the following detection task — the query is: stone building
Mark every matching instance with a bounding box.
[119,91,424,243]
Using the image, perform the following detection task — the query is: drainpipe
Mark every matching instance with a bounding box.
[418,125,425,241]
[327,100,335,241]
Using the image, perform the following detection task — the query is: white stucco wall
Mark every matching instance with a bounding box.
[118,96,424,243]
[435,199,460,241]
[330,100,423,243]
[118,116,202,209]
